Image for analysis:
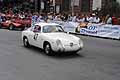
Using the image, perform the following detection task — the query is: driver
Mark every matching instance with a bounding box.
[33,25,41,32]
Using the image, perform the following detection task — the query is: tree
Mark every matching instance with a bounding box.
[100,0,120,16]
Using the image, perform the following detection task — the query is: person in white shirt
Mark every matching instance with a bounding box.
[106,15,112,24]
[72,15,77,22]
[93,16,100,23]
[72,13,78,22]
[36,14,44,22]
[86,14,100,23]
[86,14,93,23]
[76,14,85,23]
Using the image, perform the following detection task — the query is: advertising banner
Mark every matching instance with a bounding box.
[80,24,120,39]
[62,22,79,33]
[80,23,99,36]
[97,25,120,39]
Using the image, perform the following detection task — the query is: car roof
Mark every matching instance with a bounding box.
[35,22,59,26]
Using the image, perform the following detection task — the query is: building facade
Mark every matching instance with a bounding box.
[117,0,120,4]
[61,0,93,14]
[92,0,102,10]
[50,0,93,14]
[34,0,93,14]
[0,0,93,14]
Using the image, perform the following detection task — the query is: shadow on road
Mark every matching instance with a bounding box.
[49,53,84,59]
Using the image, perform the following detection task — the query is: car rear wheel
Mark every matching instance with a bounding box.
[23,37,30,48]
[44,43,53,55]
[9,24,14,30]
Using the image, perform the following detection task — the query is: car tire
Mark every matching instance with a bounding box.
[44,43,53,55]
[23,37,30,48]
[9,24,14,30]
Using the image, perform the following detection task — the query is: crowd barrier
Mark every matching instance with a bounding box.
[79,24,120,39]
[62,22,120,39]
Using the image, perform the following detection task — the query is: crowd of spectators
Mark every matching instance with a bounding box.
[28,12,120,25]
[0,8,120,25]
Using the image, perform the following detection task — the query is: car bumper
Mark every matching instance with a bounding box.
[53,44,83,53]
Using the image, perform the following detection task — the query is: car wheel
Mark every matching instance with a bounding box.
[44,43,53,55]
[23,37,30,48]
[9,24,14,30]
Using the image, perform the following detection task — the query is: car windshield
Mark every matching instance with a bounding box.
[43,25,64,33]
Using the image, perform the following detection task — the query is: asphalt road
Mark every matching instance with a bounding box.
[0,29,120,80]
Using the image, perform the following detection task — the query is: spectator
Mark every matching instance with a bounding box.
[0,13,2,22]
[36,14,44,22]
[54,14,62,21]
[76,14,85,23]
[93,16,100,23]
[106,15,112,24]
[86,14,94,23]
[67,14,73,21]
[18,12,25,19]
[112,16,119,25]
[91,13,98,23]
[72,14,78,22]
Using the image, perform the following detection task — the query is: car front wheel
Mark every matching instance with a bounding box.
[23,37,30,48]
[44,43,53,55]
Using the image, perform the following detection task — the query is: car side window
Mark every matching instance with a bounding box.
[43,25,64,33]
[43,26,51,33]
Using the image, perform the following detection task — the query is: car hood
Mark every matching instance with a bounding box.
[42,32,79,44]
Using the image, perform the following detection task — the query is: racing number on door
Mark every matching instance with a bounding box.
[34,34,38,40]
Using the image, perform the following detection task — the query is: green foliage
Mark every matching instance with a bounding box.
[100,0,120,16]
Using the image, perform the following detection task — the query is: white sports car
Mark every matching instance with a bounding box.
[22,23,83,55]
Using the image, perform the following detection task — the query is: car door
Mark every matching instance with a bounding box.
[34,33,44,48]
[31,25,43,48]
[28,30,37,46]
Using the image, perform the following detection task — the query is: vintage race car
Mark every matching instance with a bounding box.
[14,17,31,29]
[0,16,23,30]
[0,20,23,30]
[0,16,31,30]
[22,23,83,55]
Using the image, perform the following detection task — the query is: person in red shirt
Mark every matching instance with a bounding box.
[112,16,119,25]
